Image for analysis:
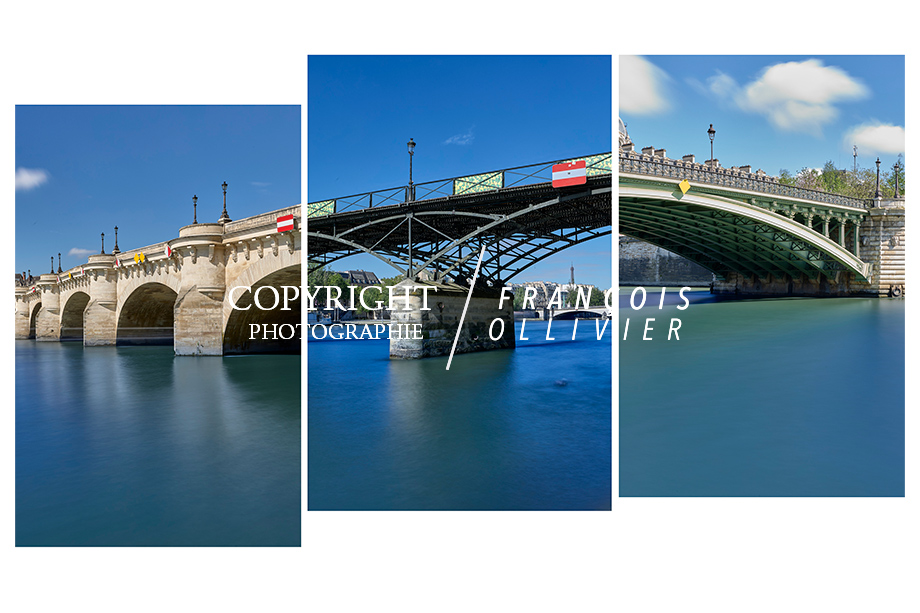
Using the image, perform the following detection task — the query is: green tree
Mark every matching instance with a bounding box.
[306,264,348,311]
[882,159,905,197]
[794,167,823,191]
[820,160,847,194]
[777,169,795,186]
[776,158,904,199]
[564,285,608,307]
[512,286,526,310]
[589,286,607,307]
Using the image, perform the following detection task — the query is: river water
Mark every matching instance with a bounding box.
[620,289,905,497]
[16,343,300,546]
[308,319,612,510]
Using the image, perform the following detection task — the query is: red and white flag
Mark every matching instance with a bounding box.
[164,244,172,257]
[114,256,121,268]
[552,160,587,188]
[277,213,295,233]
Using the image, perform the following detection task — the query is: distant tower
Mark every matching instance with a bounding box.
[570,263,575,286]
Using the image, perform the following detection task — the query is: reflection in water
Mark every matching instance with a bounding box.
[16,343,300,546]
[620,291,905,497]
[309,321,611,510]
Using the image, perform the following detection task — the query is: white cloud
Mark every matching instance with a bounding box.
[444,129,474,145]
[68,248,95,257]
[619,55,671,115]
[844,123,905,155]
[15,167,50,191]
[707,72,739,99]
[709,59,869,135]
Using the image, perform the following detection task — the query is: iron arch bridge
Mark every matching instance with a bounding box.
[307,154,612,284]
[619,151,873,287]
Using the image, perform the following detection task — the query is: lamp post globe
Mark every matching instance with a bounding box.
[407,138,416,201]
[707,124,716,167]
[875,157,882,198]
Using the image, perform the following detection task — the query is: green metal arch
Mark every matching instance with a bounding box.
[619,182,871,281]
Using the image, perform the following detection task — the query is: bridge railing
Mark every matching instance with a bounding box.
[307,152,612,218]
[619,151,871,210]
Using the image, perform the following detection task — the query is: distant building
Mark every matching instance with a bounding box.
[335,269,385,318]
[338,269,381,286]
[507,280,564,308]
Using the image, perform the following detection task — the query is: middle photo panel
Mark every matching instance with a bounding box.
[307,55,612,511]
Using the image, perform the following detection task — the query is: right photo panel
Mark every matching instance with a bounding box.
[619,55,905,496]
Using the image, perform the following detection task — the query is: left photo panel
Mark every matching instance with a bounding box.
[14,105,301,546]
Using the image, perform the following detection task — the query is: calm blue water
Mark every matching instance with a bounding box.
[620,290,905,496]
[16,343,300,546]
[308,319,612,510]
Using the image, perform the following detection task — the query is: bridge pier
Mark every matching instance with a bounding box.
[389,280,515,359]
[860,200,905,296]
[34,275,61,341]
[173,224,227,356]
[14,289,30,339]
[84,254,118,346]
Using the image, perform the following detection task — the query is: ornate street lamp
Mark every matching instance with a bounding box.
[894,157,901,198]
[218,181,231,223]
[50,255,54,274]
[708,123,716,167]
[101,232,105,254]
[407,138,416,202]
[113,226,120,254]
[193,194,198,224]
[57,253,62,273]
[875,157,882,198]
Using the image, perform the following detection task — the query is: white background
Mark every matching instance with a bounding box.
[1,2,915,611]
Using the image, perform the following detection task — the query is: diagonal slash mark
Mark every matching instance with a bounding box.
[446,243,487,371]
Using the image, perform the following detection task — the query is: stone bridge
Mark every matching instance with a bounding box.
[15,205,301,355]
[544,306,611,320]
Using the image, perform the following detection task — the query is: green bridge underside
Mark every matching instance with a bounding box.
[620,177,871,282]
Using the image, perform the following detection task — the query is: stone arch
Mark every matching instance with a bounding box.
[116,269,181,316]
[117,282,178,345]
[223,264,301,355]
[60,291,91,341]
[552,309,604,320]
[28,301,42,339]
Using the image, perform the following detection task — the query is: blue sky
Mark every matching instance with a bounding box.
[620,56,904,176]
[308,55,612,289]
[15,106,300,275]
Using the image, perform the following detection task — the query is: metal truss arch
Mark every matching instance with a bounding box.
[307,181,612,283]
